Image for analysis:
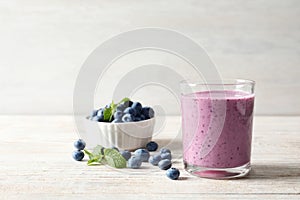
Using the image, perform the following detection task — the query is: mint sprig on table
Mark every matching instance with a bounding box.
[84,145,127,168]
[103,97,130,122]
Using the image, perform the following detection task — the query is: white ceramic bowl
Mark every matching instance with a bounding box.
[81,117,155,150]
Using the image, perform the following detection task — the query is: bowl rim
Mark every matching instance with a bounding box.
[86,116,155,125]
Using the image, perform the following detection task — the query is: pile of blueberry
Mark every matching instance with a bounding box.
[72,139,180,180]
[119,142,180,180]
[89,100,155,123]
[72,139,86,161]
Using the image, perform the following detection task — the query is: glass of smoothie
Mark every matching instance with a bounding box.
[180,79,255,179]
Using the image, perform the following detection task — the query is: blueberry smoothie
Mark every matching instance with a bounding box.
[181,90,255,169]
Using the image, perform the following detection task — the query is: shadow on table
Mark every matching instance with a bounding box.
[246,163,300,180]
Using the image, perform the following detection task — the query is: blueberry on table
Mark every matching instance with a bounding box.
[74,139,86,150]
[134,149,150,162]
[120,150,131,161]
[72,150,84,161]
[158,159,172,170]
[166,168,180,180]
[161,152,172,160]
[148,154,162,166]
[122,114,133,122]
[159,148,171,154]
[124,107,137,116]
[146,141,158,151]
[127,156,142,169]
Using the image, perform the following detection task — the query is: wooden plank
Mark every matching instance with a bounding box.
[0,116,299,199]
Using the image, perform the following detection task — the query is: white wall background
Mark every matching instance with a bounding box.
[0,0,299,115]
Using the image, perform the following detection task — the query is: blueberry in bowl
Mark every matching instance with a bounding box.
[82,98,155,151]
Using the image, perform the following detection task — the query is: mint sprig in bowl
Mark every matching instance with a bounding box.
[82,98,155,150]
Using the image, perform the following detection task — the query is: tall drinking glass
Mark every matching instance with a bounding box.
[180,79,255,179]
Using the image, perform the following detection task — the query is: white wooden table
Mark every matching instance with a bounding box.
[1,116,299,199]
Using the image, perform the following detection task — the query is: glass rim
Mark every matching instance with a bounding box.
[180,79,255,86]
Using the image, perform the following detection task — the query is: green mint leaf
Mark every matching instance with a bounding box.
[119,97,130,104]
[111,101,117,109]
[92,145,104,156]
[103,107,112,121]
[109,101,117,121]
[86,145,105,165]
[83,149,93,159]
[87,155,103,166]
[104,148,127,168]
